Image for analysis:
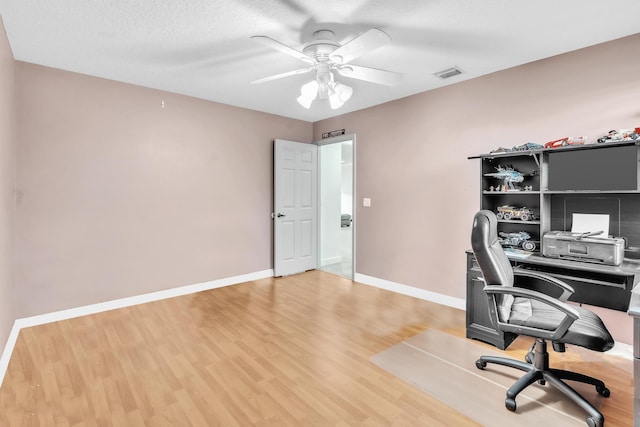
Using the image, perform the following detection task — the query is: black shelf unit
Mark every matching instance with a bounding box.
[467,141,640,349]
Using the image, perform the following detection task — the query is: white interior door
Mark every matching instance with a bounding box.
[274,139,318,276]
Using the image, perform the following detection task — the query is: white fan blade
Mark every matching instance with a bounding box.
[251,35,314,64]
[337,64,402,86]
[250,68,314,84]
[330,29,391,64]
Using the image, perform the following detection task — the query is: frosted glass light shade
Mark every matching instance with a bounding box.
[297,80,319,109]
[329,82,353,109]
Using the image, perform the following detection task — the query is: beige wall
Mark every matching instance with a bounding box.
[8,32,640,344]
[314,33,640,344]
[0,17,15,348]
[15,63,312,317]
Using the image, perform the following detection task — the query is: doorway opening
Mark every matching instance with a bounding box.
[317,135,354,279]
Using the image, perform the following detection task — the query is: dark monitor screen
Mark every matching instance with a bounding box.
[547,145,637,191]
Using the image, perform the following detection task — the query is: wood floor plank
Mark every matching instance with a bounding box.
[0,270,633,426]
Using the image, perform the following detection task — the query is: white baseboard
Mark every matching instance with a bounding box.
[0,322,21,389]
[321,255,342,266]
[354,273,466,310]
[0,269,274,388]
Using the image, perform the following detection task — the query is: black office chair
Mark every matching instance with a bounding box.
[470,210,614,427]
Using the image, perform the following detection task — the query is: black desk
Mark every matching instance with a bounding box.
[466,251,640,349]
[509,253,640,311]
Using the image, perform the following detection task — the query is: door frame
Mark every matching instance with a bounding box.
[315,133,356,279]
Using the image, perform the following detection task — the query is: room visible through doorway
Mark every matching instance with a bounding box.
[317,135,354,279]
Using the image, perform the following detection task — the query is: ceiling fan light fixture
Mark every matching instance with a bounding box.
[329,82,353,110]
[316,68,333,100]
[297,79,319,109]
[297,94,313,109]
[251,28,402,111]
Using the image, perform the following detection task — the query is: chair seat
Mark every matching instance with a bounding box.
[509,297,614,352]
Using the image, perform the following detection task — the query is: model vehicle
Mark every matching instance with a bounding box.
[544,138,567,149]
[543,137,587,149]
[495,205,535,221]
[511,142,544,151]
[499,231,536,251]
[484,165,524,190]
[597,128,640,144]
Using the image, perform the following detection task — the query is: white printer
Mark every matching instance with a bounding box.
[542,231,625,266]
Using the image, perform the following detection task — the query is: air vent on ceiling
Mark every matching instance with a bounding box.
[434,66,463,79]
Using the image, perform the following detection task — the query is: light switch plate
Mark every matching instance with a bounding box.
[363,198,371,207]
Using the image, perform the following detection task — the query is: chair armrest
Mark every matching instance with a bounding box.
[484,285,579,340]
[513,267,574,302]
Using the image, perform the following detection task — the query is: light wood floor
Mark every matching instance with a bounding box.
[0,270,634,426]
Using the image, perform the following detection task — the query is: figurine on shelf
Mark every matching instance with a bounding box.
[484,165,524,191]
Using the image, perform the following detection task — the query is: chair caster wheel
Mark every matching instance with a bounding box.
[586,416,601,427]
[476,360,486,370]
[596,385,610,397]
[505,398,516,412]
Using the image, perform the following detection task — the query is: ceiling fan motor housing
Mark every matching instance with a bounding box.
[303,30,340,63]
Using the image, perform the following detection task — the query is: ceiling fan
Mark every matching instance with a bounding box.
[250,29,402,110]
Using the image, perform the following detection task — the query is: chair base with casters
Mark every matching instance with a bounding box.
[476,338,609,427]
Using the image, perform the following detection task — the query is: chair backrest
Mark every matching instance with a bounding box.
[471,210,515,321]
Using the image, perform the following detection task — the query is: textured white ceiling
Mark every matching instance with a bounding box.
[1,0,639,122]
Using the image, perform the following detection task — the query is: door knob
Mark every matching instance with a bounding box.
[277,213,286,218]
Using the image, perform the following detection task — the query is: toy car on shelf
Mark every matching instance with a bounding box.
[544,137,587,149]
[597,128,639,144]
[511,142,544,151]
[495,205,536,221]
[499,231,536,251]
